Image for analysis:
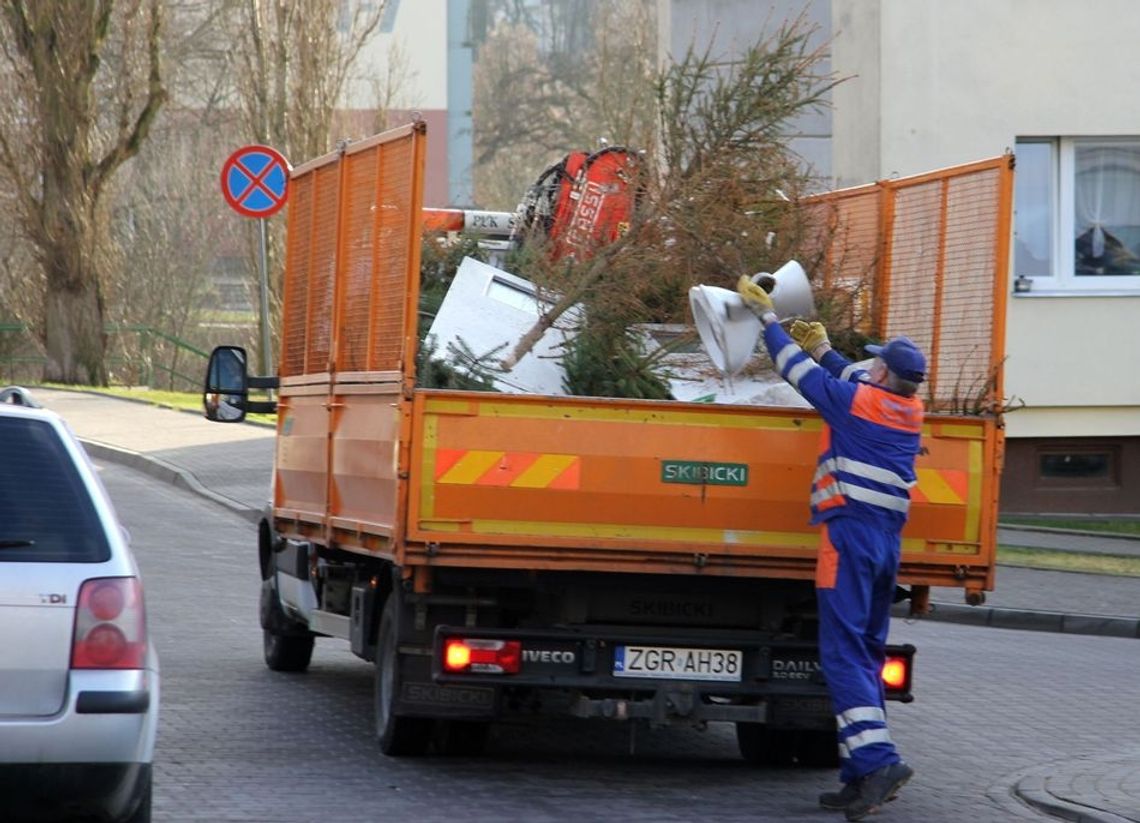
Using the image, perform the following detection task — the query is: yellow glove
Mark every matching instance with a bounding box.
[736,274,775,317]
[789,320,830,355]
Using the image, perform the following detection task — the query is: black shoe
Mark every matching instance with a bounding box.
[819,782,859,811]
[845,762,914,821]
[820,778,902,812]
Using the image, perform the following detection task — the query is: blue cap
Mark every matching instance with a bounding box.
[865,336,926,383]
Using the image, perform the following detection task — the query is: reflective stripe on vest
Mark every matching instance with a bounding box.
[812,478,911,514]
[813,457,916,491]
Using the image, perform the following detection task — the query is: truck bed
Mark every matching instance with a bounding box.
[405,389,997,595]
[269,379,998,600]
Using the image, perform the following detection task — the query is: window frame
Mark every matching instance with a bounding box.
[1034,443,1121,491]
[1014,136,1140,295]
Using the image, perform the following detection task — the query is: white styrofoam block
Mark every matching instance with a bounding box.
[425,257,577,395]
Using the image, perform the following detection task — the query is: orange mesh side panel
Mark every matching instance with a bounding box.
[371,140,414,372]
[934,169,1000,409]
[328,135,415,374]
[804,156,1011,413]
[802,186,881,333]
[882,180,942,375]
[882,168,1003,411]
[282,162,340,377]
[307,164,340,376]
[281,173,313,378]
[830,190,881,330]
[338,149,380,373]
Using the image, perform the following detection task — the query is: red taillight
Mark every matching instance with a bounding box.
[442,637,521,674]
[881,656,908,690]
[72,578,147,670]
[89,583,125,621]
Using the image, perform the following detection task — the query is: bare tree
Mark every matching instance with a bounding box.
[0,0,167,384]
[228,0,386,163]
[471,0,658,209]
[104,110,253,390]
[498,14,840,387]
[221,0,387,367]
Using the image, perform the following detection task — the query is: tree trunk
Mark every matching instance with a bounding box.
[42,258,107,386]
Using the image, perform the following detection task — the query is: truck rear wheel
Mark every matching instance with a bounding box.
[263,630,315,673]
[375,595,433,756]
[260,578,315,673]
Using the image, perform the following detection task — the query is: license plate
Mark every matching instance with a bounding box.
[613,645,743,682]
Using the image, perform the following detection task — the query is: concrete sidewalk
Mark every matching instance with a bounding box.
[20,386,1140,823]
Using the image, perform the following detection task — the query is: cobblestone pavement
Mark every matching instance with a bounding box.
[97,457,1138,823]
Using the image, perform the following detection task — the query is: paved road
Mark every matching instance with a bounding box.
[100,460,1140,822]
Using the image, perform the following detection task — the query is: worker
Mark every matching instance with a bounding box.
[736,275,923,821]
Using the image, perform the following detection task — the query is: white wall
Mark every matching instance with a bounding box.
[835,0,1140,178]
[1005,295,1140,433]
[659,0,834,179]
[347,0,448,111]
[831,0,1140,438]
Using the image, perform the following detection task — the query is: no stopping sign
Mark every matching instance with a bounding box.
[220,145,290,218]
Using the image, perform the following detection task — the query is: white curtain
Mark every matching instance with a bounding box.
[1074,144,1140,262]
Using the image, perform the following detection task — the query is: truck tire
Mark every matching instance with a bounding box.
[375,595,433,756]
[736,724,839,768]
[263,629,315,673]
[260,577,315,673]
[435,720,491,757]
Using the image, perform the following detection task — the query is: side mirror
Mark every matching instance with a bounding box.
[204,346,249,422]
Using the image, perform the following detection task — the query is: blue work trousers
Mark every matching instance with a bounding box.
[815,516,902,783]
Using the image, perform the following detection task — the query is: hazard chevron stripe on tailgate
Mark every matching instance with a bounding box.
[435,449,581,489]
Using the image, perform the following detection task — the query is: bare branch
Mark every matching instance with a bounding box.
[92,0,168,198]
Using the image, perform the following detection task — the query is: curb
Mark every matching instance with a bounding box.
[1001,759,1140,823]
[1015,774,1134,823]
[81,438,262,526]
[894,601,1140,640]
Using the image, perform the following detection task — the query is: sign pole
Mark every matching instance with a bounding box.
[257,217,274,381]
[220,143,289,386]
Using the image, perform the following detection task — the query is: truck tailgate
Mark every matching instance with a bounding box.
[406,390,998,593]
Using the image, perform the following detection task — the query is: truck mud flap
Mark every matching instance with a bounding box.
[395,651,498,719]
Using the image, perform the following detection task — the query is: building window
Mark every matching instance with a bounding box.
[1015,137,1140,292]
[1036,446,1118,488]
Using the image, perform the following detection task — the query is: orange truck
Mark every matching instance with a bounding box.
[204,123,1012,762]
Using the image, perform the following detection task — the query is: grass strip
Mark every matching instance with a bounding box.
[1000,516,1140,536]
[998,545,1140,577]
[66,386,276,426]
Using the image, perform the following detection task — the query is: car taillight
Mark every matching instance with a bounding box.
[442,637,521,674]
[72,577,147,669]
[881,656,908,690]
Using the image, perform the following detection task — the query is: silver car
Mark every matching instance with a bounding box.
[0,387,159,822]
